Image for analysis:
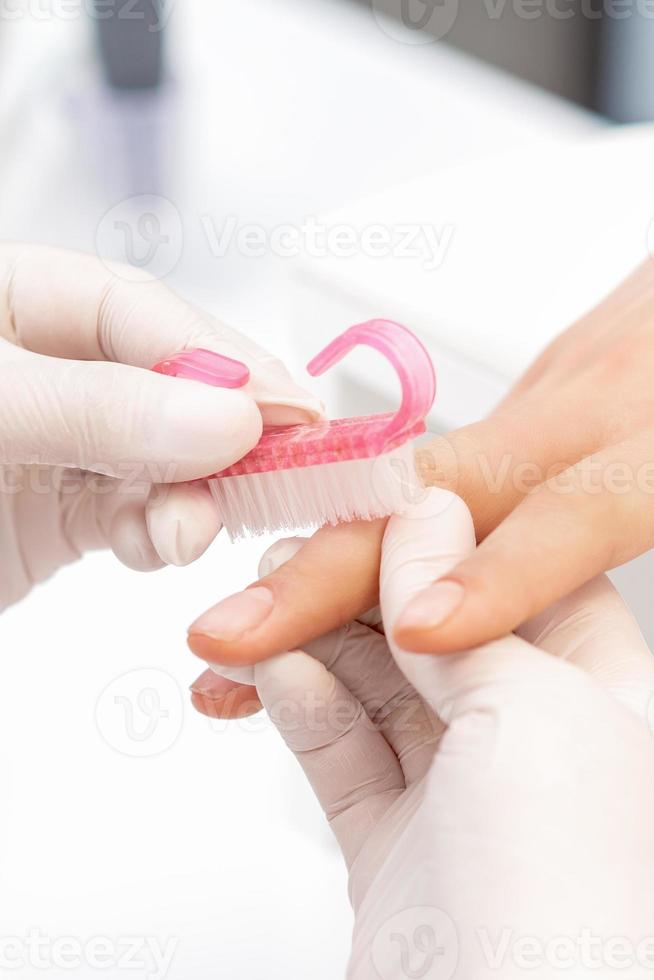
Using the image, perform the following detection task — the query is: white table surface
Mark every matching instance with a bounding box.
[0,1,605,976]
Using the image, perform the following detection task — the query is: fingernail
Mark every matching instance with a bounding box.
[188,586,274,641]
[396,580,465,633]
[190,669,261,720]
[190,668,235,699]
[261,404,323,425]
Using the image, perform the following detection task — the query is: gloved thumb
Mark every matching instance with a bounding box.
[381,489,552,722]
[380,488,487,716]
[0,342,262,480]
[380,489,634,727]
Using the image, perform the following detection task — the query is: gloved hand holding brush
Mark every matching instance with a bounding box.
[194,489,654,979]
[0,243,322,610]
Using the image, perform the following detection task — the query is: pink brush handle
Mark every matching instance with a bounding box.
[151,322,435,476]
[153,321,434,442]
[308,319,435,445]
[152,348,250,388]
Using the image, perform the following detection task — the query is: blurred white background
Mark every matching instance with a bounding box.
[0,0,653,976]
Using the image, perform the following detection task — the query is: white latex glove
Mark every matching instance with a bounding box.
[252,489,654,980]
[0,243,322,610]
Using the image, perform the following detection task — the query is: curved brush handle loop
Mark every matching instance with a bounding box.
[307,319,436,444]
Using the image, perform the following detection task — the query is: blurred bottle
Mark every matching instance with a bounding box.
[92,0,164,90]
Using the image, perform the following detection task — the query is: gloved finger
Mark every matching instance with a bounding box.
[263,534,438,778]
[195,533,439,779]
[393,434,654,654]
[64,471,224,572]
[0,346,263,481]
[189,535,437,780]
[0,244,323,425]
[307,622,442,784]
[109,499,165,572]
[254,650,405,868]
[380,489,479,714]
[519,575,654,722]
[0,465,154,596]
[262,511,440,781]
[21,466,165,573]
[146,482,222,567]
[26,466,206,573]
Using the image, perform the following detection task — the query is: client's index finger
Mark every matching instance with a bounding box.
[187,518,386,666]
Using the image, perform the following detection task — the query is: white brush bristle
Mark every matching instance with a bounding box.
[210,441,419,539]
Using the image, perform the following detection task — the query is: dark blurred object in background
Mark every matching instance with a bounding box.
[359,0,654,122]
[92,0,164,89]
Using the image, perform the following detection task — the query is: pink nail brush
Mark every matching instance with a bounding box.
[153,319,436,539]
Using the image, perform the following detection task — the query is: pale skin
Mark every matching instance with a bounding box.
[189,258,654,712]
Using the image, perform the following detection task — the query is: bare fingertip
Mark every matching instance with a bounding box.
[190,690,262,720]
